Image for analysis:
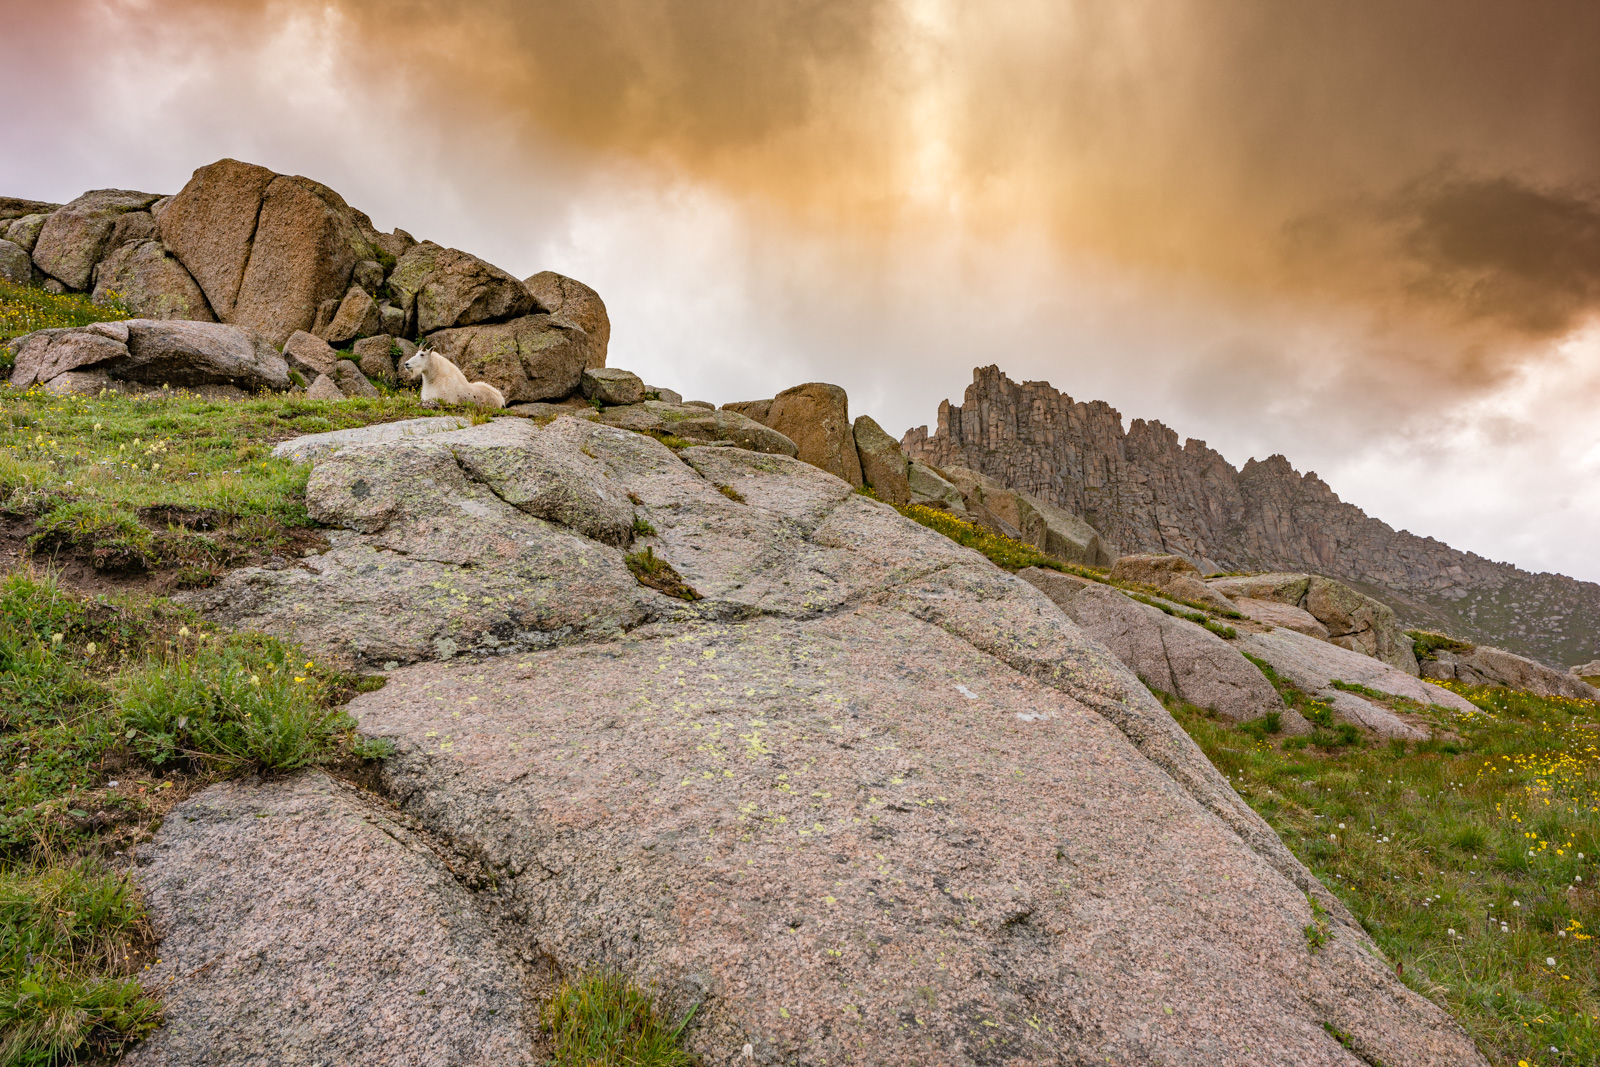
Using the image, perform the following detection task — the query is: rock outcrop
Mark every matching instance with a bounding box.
[32,189,163,291]
[729,383,864,487]
[851,414,911,505]
[938,465,1113,569]
[0,238,36,284]
[595,401,799,456]
[1238,628,1476,740]
[5,159,610,402]
[1210,573,1418,674]
[1420,645,1599,700]
[581,366,644,406]
[1112,554,1239,614]
[388,241,535,336]
[425,315,591,404]
[9,319,289,393]
[159,412,1485,1066]
[524,270,609,367]
[904,366,1600,668]
[907,459,968,514]
[1021,568,1301,730]
[90,240,215,321]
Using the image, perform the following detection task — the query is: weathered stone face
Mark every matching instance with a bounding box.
[425,314,589,403]
[389,242,533,335]
[31,188,163,290]
[7,322,131,389]
[597,401,798,456]
[1021,568,1300,730]
[118,320,290,391]
[231,176,375,345]
[3,213,48,253]
[157,159,278,319]
[1211,573,1419,674]
[156,162,377,346]
[1111,554,1239,614]
[353,335,397,382]
[9,319,289,392]
[580,366,644,406]
[282,330,340,380]
[121,772,540,1067]
[1424,645,1599,700]
[0,239,32,285]
[906,459,967,514]
[762,382,863,487]
[90,240,215,321]
[524,269,609,367]
[852,414,910,505]
[320,285,382,345]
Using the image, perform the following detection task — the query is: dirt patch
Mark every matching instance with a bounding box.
[1,513,329,598]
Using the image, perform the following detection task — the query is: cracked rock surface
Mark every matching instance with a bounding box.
[154,414,1487,1066]
[124,771,540,1067]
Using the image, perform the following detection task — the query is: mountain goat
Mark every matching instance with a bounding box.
[403,347,506,409]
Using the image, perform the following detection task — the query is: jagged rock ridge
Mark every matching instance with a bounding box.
[903,366,1599,667]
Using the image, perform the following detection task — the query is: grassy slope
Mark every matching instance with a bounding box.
[1172,687,1599,1067]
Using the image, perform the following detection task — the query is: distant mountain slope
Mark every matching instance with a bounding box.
[902,366,1599,668]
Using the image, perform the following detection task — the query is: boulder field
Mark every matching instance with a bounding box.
[138,414,1487,1065]
[2,158,610,405]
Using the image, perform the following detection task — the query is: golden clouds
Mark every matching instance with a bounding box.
[144,0,1600,351]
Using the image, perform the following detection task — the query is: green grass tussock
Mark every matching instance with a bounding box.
[118,632,355,772]
[1410,629,1477,661]
[543,970,698,1067]
[0,567,382,1060]
[0,862,160,1064]
[626,547,701,601]
[1171,681,1600,1066]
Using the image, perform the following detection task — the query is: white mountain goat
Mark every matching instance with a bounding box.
[403,347,506,409]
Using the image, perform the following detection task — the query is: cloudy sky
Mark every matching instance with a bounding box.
[6,0,1600,581]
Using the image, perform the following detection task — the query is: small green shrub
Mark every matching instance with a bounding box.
[1407,629,1475,661]
[117,633,354,771]
[543,970,698,1067]
[632,515,657,538]
[625,548,700,601]
[1303,894,1331,952]
[1239,711,1283,739]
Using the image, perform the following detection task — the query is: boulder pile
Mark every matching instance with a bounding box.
[3,158,609,405]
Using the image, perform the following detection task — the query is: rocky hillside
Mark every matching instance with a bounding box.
[3,158,1578,1064]
[2,160,608,405]
[903,365,1600,668]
